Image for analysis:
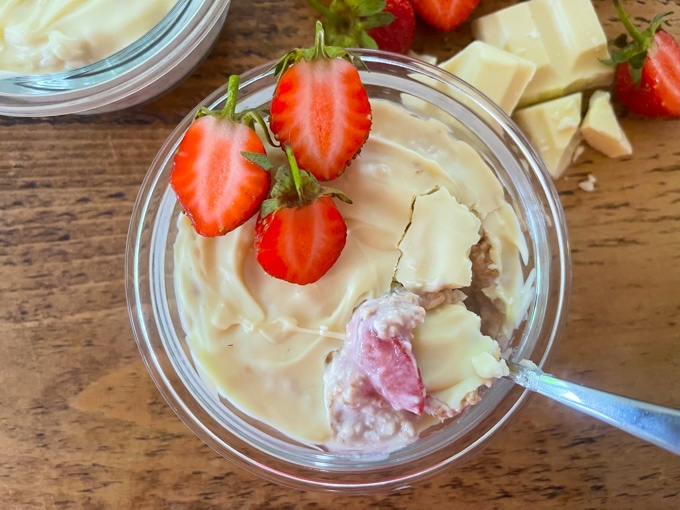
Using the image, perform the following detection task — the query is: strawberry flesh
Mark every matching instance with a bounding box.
[345,291,427,414]
[254,195,348,285]
[270,58,371,181]
[270,24,372,182]
[171,116,270,237]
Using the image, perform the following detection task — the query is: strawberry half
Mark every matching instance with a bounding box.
[607,0,680,117]
[248,143,351,285]
[269,22,372,181]
[410,0,480,32]
[307,0,415,54]
[170,75,271,237]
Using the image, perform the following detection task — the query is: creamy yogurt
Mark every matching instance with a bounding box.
[0,0,176,75]
[173,99,533,450]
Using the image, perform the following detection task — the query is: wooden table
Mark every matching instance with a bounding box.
[2,0,679,507]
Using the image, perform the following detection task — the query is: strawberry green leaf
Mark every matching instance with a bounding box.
[272,21,367,76]
[359,12,394,30]
[241,151,274,171]
[348,0,385,18]
[359,32,377,49]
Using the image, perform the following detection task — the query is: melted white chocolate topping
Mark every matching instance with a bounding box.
[174,99,530,446]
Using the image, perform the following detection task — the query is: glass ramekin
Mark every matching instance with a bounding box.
[125,50,571,494]
[0,0,231,117]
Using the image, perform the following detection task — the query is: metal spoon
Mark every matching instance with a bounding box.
[505,359,680,456]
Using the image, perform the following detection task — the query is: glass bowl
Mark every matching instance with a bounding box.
[0,0,231,117]
[126,50,571,493]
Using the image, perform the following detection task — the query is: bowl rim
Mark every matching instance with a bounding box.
[125,50,572,493]
[0,0,231,116]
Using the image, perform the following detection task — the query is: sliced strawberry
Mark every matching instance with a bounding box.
[608,1,680,118]
[251,143,350,285]
[170,76,271,237]
[410,0,480,32]
[255,195,347,285]
[345,292,426,414]
[307,0,415,54]
[269,22,372,181]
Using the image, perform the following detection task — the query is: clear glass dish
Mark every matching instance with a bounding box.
[0,0,231,117]
[126,50,571,493]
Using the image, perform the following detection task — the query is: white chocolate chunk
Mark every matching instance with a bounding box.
[412,302,508,411]
[581,90,633,158]
[513,92,583,179]
[439,41,536,114]
[396,187,481,292]
[578,173,597,192]
[472,0,613,107]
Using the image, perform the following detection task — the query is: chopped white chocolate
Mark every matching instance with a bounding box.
[412,302,508,411]
[578,173,597,192]
[438,41,536,115]
[396,187,481,292]
[472,0,613,107]
[581,90,633,158]
[513,92,583,179]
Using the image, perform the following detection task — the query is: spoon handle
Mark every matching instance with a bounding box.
[505,360,680,456]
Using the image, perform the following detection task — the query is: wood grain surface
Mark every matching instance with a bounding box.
[1,0,679,508]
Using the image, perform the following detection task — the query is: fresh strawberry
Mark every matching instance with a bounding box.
[269,22,372,181]
[607,0,680,117]
[368,0,416,54]
[249,143,351,285]
[307,0,415,54]
[170,75,271,237]
[409,0,480,32]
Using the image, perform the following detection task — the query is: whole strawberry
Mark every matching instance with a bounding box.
[410,0,480,32]
[607,0,680,117]
[269,21,372,181]
[170,75,271,237]
[307,0,415,54]
[247,144,351,285]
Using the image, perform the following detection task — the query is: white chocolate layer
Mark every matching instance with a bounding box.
[174,99,530,446]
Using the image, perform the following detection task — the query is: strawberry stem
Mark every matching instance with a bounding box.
[284,142,304,201]
[195,74,241,120]
[307,0,337,23]
[313,20,330,60]
[221,74,240,118]
[613,0,647,49]
[607,1,673,86]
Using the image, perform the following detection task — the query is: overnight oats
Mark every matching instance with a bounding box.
[171,33,535,454]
